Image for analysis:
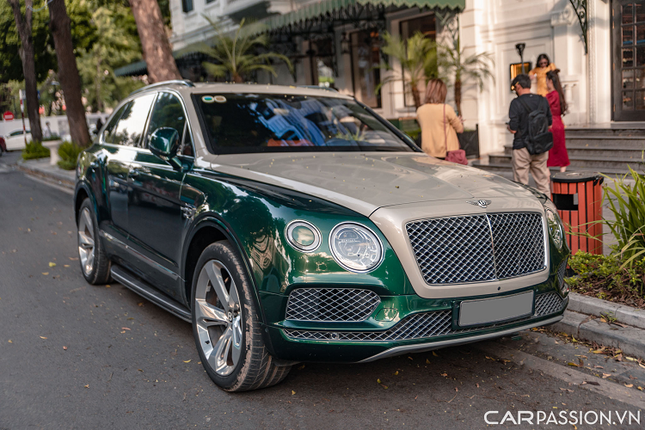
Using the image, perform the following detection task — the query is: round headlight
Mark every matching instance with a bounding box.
[286,221,321,252]
[545,207,564,249]
[329,223,383,273]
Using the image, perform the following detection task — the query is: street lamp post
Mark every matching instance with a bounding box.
[515,43,526,74]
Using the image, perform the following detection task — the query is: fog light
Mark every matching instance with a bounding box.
[286,221,321,252]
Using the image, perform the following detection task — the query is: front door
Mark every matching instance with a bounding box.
[126,92,194,299]
[613,0,645,121]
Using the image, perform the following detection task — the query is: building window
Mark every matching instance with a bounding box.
[350,30,381,109]
[182,0,193,13]
[400,14,437,107]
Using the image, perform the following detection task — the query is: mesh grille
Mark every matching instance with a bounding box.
[557,259,568,290]
[406,212,545,285]
[284,292,565,342]
[534,292,565,317]
[285,288,381,322]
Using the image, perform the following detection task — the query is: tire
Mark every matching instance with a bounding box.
[77,198,111,284]
[191,241,291,392]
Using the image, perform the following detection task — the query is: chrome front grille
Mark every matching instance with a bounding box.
[284,291,565,342]
[285,288,381,322]
[406,212,545,285]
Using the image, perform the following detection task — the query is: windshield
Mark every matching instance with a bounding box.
[193,93,415,154]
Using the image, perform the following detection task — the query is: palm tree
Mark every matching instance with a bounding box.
[377,32,437,109]
[438,38,493,116]
[197,18,292,83]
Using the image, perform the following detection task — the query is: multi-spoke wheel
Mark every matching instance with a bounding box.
[191,241,291,392]
[77,198,111,284]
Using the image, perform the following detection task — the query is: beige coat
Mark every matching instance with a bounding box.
[416,103,463,158]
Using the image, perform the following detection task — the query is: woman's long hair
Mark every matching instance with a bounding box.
[425,79,447,104]
[537,53,550,68]
[546,68,567,116]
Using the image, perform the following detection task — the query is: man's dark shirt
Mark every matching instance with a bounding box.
[508,93,552,150]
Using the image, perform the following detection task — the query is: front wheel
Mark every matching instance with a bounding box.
[191,241,290,392]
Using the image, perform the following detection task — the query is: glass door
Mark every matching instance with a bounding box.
[613,1,645,121]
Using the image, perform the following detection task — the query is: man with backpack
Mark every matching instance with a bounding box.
[507,74,553,198]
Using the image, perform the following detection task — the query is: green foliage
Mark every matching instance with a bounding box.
[21,140,50,160]
[57,141,83,170]
[602,166,645,268]
[567,251,645,298]
[0,0,98,83]
[196,18,293,83]
[376,32,437,108]
[77,3,144,112]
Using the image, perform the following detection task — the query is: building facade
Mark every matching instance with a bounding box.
[161,0,639,156]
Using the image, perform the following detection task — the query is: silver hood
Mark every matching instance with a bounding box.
[204,152,536,216]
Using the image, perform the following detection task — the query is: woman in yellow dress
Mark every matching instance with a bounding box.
[529,54,557,96]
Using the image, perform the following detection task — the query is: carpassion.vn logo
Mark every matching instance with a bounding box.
[484,410,641,426]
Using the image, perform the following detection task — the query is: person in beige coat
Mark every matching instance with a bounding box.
[416,79,464,159]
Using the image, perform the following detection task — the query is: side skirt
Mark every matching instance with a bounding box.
[111,265,192,323]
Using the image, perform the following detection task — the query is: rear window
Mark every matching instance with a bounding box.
[193,93,414,154]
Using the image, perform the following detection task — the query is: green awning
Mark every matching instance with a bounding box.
[260,0,464,31]
[114,46,204,77]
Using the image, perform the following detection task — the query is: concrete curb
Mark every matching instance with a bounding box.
[568,292,645,329]
[551,310,645,360]
[17,159,75,190]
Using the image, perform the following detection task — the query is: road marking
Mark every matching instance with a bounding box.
[476,341,645,409]
[24,174,74,195]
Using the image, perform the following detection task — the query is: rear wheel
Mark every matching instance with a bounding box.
[191,241,290,392]
[77,198,111,284]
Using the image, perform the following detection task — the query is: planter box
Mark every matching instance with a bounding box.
[41,139,63,166]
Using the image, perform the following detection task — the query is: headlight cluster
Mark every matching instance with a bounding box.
[285,220,383,273]
[544,200,565,250]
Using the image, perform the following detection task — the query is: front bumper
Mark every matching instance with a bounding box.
[263,287,568,363]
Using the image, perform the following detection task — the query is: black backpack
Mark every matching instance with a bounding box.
[518,96,553,155]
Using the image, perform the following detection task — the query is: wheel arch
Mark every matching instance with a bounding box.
[181,215,269,328]
[74,181,95,225]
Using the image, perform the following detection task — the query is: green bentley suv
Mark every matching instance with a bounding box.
[74,80,570,392]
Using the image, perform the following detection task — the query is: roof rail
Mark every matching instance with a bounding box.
[298,85,339,92]
[130,79,195,96]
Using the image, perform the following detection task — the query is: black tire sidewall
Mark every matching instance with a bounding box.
[191,241,254,390]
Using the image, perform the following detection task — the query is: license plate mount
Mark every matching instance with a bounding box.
[457,291,535,328]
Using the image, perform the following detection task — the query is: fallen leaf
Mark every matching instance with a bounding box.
[441,372,448,377]
[121,327,131,331]
[84,384,89,389]
[377,379,381,384]
[8,340,12,343]
[183,360,191,363]
[291,390,296,395]
[426,359,431,364]
[138,303,144,307]
[49,262,56,267]
[69,257,78,261]
[63,346,67,350]
[298,364,305,370]
[454,387,458,392]
[602,373,611,379]
[39,336,47,340]
[567,362,579,367]
[105,285,111,288]
[625,357,638,362]
[42,272,49,276]
[394,371,399,376]
[592,349,605,354]
[638,387,643,391]
[432,351,439,357]
[476,383,480,388]
[625,384,634,388]
[63,265,70,268]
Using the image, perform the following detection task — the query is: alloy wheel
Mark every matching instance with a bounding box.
[194,260,243,377]
[77,207,95,276]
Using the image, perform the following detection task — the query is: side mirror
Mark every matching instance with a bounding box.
[149,127,180,158]
[149,127,181,169]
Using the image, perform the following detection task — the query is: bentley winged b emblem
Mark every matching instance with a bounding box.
[467,199,492,209]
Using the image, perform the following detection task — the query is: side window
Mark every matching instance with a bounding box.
[112,93,155,147]
[102,104,128,144]
[146,92,193,156]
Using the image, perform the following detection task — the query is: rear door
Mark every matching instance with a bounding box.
[126,91,194,299]
[101,93,155,262]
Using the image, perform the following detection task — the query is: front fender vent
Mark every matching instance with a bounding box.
[285,288,381,322]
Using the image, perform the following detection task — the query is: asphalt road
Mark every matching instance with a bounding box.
[1,159,644,429]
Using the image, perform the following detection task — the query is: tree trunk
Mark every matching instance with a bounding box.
[454,78,462,117]
[48,0,91,147]
[129,0,181,83]
[411,85,422,109]
[8,0,43,142]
